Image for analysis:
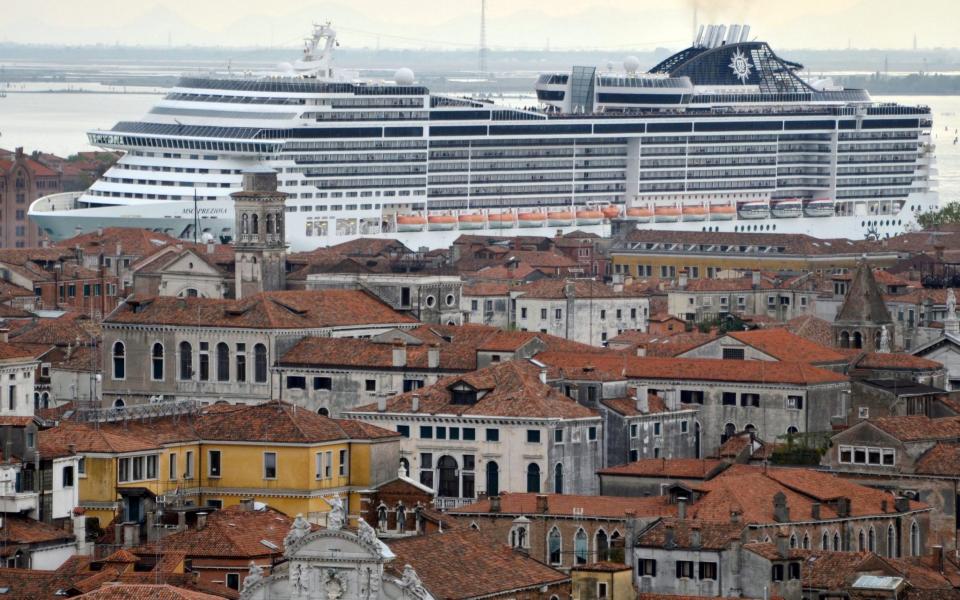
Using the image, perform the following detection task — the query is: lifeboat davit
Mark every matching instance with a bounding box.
[576,209,603,226]
[427,214,458,231]
[518,211,547,228]
[487,212,516,229]
[654,206,681,223]
[804,198,834,218]
[681,206,708,222]
[709,204,736,221]
[624,207,653,223]
[771,199,803,219]
[602,205,621,219]
[458,213,486,230]
[547,210,575,227]
[396,215,426,232]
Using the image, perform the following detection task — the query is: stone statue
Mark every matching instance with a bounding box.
[879,325,891,353]
[377,502,389,531]
[243,561,264,591]
[948,288,957,317]
[292,563,308,594]
[413,502,425,533]
[327,493,346,530]
[357,516,379,547]
[400,564,428,600]
[395,501,407,533]
[284,513,312,550]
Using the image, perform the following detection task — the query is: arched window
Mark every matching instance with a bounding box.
[868,527,876,552]
[787,426,799,435]
[574,529,588,565]
[266,213,275,235]
[179,341,193,380]
[596,529,609,561]
[40,392,48,409]
[151,343,164,381]
[399,457,410,476]
[821,531,830,550]
[112,341,126,380]
[318,407,330,417]
[910,521,920,556]
[251,214,259,235]
[485,461,499,496]
[887,524,896,558]
[254,344,268,383]
[840,330,850,348]
[875,330,882,348]
[241,213,249,234]
[858,529,866,551]
[216,342,230,382]
[553,463,563,494]
[789,534,798,549]
[722,422,737,443]
[744,424,756,434]
[833,531,841,551]
[437,456,459,498]
[548,527,561,565]
[526,463,541,493]
[802,533,810,549]
[113,398,125,409]
[853,331,863,349]
[33,393,39,411]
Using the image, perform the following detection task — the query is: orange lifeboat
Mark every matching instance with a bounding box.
[654,206,681,222]
[396,214,426,232]
[487,212,516,229]
[427,214,458,231]
[458,213,486,230]
[625,207,653,223]
[601,205,621,219]
[681,206,708,222]
[708,204,736,221]
[576,209,603,226]
[547,210,575,226]
[518,211,547,228]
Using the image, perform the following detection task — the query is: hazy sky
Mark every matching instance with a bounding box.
[2,0,958,50]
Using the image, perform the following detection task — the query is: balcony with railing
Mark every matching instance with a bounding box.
[0,466,38,514]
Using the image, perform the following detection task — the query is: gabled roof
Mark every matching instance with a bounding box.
[386,529,568,600]
[850,352,943,371]
[537,351,848,386]
[636,518,746,550]
[55,227,180,257]
[0,514,75,551]
[106,290,417,329]
[72,584,224,600]
[915,443,960,476]
[866,415,960,442]
[351,360,597,420]
[451,492,675,519]
[725,329,848,365]
[836,261,893,325]
[597,458,726,479]
[514,278,648,299]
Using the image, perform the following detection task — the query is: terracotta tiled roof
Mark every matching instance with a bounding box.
[386,529,568,600]
[600,394,669,416]
[0,568,75,600]
[56,228,180,257]
[515,279,648,299]
[620,228,881,256]
[137,505,297,559]
[783,315,835,347]
[852,352,943,371]
[573,561,632,572]
[465,262,542,282]
[636,518,746,550]
[106,290,416,329]
[0,514,74,551]
[10,313,95,346]
[72,584,225,600]
[868,415,960,442]
[451,492,676,519]
[610,330,719,358]
[597,458,726,479]
[462,282,512,297]
[690,465,926,524]
[327,237,412,257]
[0,341,44,361]
[352,360,598,419]
[537,351,848,385]
[726,329,848,364]
[915,443,960,476]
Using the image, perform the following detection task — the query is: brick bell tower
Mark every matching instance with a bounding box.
[232,167,287,299]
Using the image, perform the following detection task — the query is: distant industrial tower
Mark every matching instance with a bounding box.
[479,0,489,75]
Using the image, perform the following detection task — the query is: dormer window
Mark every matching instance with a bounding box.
[450,383,478,405]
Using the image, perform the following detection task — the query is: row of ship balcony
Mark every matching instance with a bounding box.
[389,198,841,232]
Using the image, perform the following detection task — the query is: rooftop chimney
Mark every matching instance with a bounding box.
[636,390,649,414]
[536,495,549,514]
[490,496,501,513]
[240,498,255,512]
[690,523,701,548]
[933,545,944,573]
[894,496,910,513]
[775,528,789,558]
[664,523,675,548]
[207,241,215,254]
[613,282,624,293]
[773,492,789,523]
[729,509,741,524]
[196,512,208,530]
[392,339,407,368]
[411,394,420,413]
[539,368,547,385]
[811,502,821,521]
[678,269,688,290]
[678,499,687,520]
[0,328,8,344]
[428,343,440,369]
[752,270,761,289]
[377,396,387,412]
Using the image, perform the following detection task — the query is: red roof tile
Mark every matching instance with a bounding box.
[597,458,727,479]
[726,329,849,364]
[451,492,676,519]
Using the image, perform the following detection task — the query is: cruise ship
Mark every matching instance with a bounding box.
[30,23,938,251]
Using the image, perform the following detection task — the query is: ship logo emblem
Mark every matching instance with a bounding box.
[729,49,753,83]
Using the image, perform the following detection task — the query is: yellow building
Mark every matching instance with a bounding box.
[571,563,635,600]
[39,401,401,531]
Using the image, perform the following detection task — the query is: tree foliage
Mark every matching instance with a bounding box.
[917,202,960,229]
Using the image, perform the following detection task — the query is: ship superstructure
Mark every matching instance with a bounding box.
[30,23,938,250]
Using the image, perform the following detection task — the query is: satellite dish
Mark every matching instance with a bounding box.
[623,56,641,74]
[394,67,415,86]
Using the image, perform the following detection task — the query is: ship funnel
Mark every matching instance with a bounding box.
[694,24,705,47]
[727,25,741,45]
[739,25,751,43]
